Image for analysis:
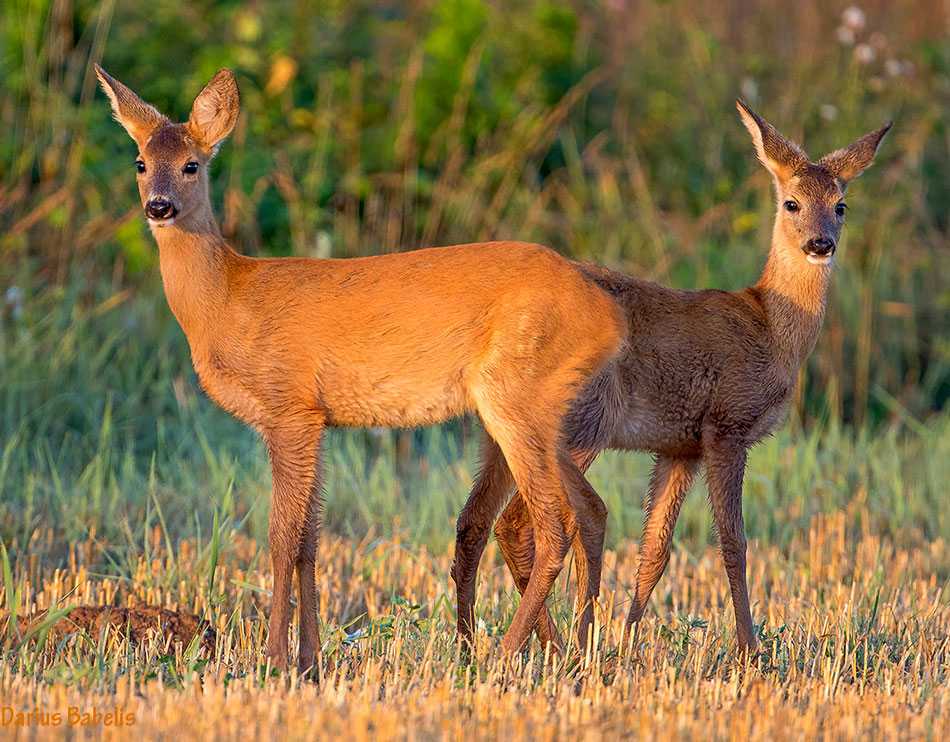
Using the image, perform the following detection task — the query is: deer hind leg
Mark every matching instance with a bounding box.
[496,439,575,656]
[264,415,324,671]
[474,390,596,656]
[703,439,756,653]
[626,455,699,627]
[451,432,515,651]
[493,492,562,651]
[473,301,621,656]
[494,449,600,653]
[562,451,609,653]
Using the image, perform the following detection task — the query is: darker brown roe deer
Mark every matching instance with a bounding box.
[451,100,891,654]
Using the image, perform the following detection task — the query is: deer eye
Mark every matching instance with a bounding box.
[835,203,847,217]
[182,161,199,175]
[783,200,800,213]
[135,160,146,174]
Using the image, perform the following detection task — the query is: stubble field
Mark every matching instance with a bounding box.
[2,453,948,740]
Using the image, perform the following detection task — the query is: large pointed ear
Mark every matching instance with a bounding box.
[95,64,166,145]
[819,122,892,184]
[736,99,807,183]
[186,69,240,155]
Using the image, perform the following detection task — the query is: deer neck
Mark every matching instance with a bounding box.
[150,204,236,346]
[751,222,834,371]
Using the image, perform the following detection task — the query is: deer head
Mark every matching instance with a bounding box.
[736,99,890,266]
[95,65,239,229]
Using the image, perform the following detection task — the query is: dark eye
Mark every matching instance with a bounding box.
[783,200,799,213]
[135,160,146,174]
[835,203,847,217]
[182,161,199,175]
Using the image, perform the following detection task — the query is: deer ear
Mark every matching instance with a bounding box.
[819,122,892,184]
[187,69,240,155]
[736,99,807,183]
[95,64,166,145]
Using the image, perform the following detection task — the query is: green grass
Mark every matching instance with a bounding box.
[0,275,946,569]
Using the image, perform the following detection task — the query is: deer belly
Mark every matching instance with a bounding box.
[319,365,472,429]
[747,398,791,442]
[611,397,704,456]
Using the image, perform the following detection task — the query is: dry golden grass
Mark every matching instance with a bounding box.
[1,513,948,740]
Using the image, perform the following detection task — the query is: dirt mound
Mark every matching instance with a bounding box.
[3,605,216,653]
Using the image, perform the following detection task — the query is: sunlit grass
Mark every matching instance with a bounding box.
[1,515,947,740]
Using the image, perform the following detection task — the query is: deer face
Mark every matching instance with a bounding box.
[132,124,210,226]
[736,99,890,267]
[95,66,239,229]
[773,164,847,265]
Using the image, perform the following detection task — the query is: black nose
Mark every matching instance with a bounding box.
[806,237,835,256]
[145,198,177,220]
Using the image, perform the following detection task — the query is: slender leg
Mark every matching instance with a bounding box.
[561,453,609,652]
[626,456,699,626]
[477,409,577,656]
[704,439,756,652]
[264,416,324,670]
[498,459,574,657]
[450,439,600,655]
[296,472,322,675]
[451,433,515,649]
[493,494,562,650]
[494,450,600,651]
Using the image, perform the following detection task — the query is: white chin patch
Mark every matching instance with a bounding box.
[805,253,833,266]
[148,217,176,228]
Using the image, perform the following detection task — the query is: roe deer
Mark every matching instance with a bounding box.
[95,65,627,672]
[451,100,891,654]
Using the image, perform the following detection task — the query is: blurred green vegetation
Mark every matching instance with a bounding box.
[0,1,947,557]
[0,282,946,561]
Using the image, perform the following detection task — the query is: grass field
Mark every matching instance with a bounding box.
[1,509,948,739]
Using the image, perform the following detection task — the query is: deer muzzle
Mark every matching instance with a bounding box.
[145,197,179,224]
[803,237,836,264]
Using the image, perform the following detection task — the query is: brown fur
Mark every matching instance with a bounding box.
[452,101,891,654]
[96,65,627,672]
[4,606,216,653]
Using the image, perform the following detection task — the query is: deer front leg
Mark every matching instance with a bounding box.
[704,439,757,653]
[265,417,324,672]
[626,455,699,626]
[295,479,322,676]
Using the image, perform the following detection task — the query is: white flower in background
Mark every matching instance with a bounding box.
[836,26,856,46]
[312,231,332,259]
[820,104,838,121]
[4,286,23,320]
[854,43,876,64]
[885,58,903,77]
[842,6,866,31]
[740,77,758,102]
